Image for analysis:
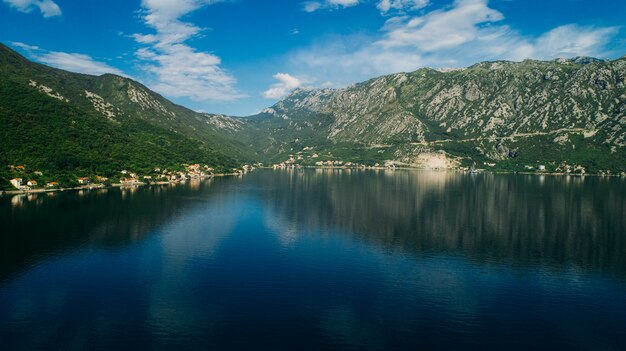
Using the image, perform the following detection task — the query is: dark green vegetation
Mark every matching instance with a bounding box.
[1,42,625,190]
[0,43,251,190]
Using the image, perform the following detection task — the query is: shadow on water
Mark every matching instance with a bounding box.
[2,170,626,282]
[1,170,626,350]
[255,169,626,277]
[2,170,625,282]
[0,178,227,283]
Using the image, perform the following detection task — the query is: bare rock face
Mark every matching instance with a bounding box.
[415,153,460,169]
[2,41,623,172]
[244,56,625,171]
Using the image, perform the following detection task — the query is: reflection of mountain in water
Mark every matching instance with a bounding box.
[260,170,626,276]
[2,170,625,282]
[0,180,220,282]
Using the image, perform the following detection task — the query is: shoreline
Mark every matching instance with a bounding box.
[266,165,625,177]
[2,168,624,196]
[0,173,240,197]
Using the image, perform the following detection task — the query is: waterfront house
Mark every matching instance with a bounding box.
[10,178,23,190]
[46,182,59,188]
[77,177,90,185]
[27,180,38,187]
[121,177,140,185]
[538,165,546,171]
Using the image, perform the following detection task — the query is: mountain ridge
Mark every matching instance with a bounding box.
[0,43,254,189]
[241,54,625,172]
[1,42,625,189]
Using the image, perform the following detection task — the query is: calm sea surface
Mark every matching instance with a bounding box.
[1,170,625,350]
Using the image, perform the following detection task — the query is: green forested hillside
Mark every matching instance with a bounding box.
[2,41,626,191]
[0,43,242,189]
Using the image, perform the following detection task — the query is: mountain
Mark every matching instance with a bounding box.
[242,57,626,173]
[0,43,254,189]
[1,41,625,190]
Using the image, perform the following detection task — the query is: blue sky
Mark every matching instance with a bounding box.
[1,0,625,116]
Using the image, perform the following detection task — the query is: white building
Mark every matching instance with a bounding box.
[10,178,23,190]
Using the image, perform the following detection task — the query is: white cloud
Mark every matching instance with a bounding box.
[377,0,429,14]
[263,73,302,99]
[531,24,620,59]
[377,0,505,51]
[11,42,125,76]
[290,0,620,87]
[132,0,243,102]
[303,0,428,13]
[10,41,40,51]
[2,0,61,17]
[302,0,360,12]
[303,1,322,12]
[37,52,126,76]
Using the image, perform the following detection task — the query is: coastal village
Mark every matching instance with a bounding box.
[271,156,594,175]
[2,163,256,194]
[271,153,393,170]
[3,153,623,195]
[267,147,619,176]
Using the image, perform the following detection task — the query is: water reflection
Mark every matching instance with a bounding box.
[1,170,625,350]
[2,170,625,281]
[0,180,222,282]
[259,170,626,276]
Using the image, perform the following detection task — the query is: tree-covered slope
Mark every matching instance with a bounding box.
[2,40,626,190]
[0,43,248,189]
